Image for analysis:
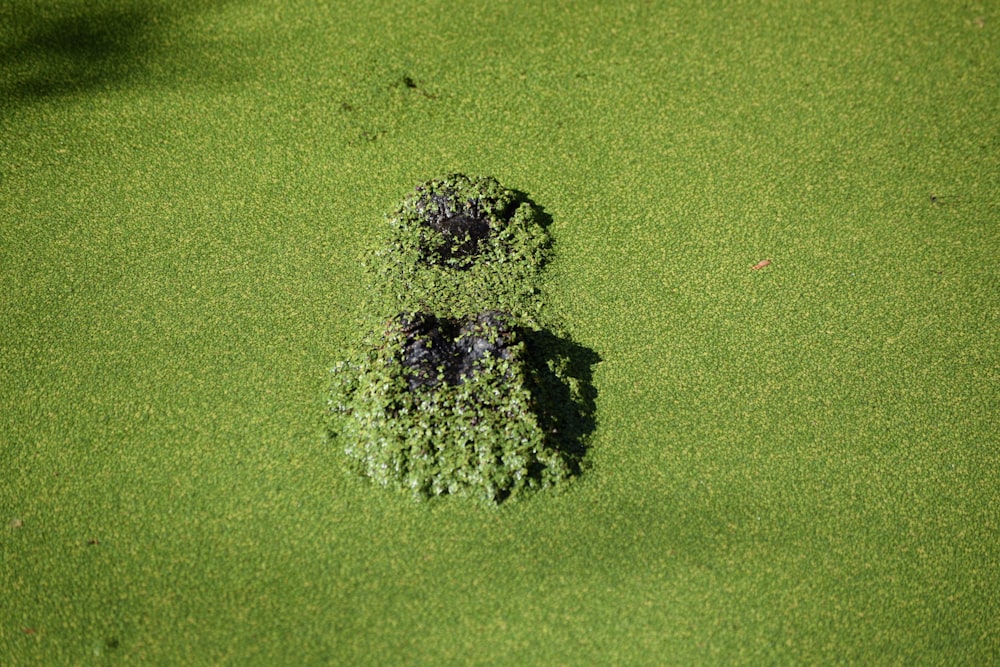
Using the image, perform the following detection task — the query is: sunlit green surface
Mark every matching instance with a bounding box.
[2,1,997,663]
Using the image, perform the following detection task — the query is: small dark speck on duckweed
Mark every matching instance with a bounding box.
[327,174,599,504]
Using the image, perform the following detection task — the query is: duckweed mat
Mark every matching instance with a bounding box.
[2,0,998,664]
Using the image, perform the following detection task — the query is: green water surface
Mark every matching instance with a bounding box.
[2,1,997,664]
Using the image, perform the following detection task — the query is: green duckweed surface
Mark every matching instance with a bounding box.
[2,1,998,664]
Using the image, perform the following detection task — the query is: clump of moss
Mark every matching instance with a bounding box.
[327,174,595,504]
[328,312,574,503]
[367,173,551,322]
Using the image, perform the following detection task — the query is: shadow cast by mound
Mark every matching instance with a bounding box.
[510,188,554,230]
[523,329,601,475]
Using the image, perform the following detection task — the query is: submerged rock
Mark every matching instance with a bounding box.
[416,193,493,261]
[397,311,516,390]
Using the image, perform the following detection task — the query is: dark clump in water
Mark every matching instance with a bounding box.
[415,192,493,263]
[397,311,516,390]
[328,174,599,503]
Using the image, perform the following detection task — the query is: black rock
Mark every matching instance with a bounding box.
[454,311,515,380]
[397,312,454,389]
[414,191,492,261]
[395,311,517,390]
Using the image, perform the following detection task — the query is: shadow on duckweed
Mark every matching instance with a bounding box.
[0,7,155,108]
[522,328,602,476]
[0,1,248,113]
[510,188,554,231]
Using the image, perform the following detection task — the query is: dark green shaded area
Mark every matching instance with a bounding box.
[0,7,151,105]
[1,0,998,664]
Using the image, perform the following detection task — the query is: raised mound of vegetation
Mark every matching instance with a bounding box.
[327,175,597,503]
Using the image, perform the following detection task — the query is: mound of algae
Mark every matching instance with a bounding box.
[327,174,596,503]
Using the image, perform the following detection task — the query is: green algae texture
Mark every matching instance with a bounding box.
[329,314,572,503]
[1,0,998,665]
[369,173,552,321]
